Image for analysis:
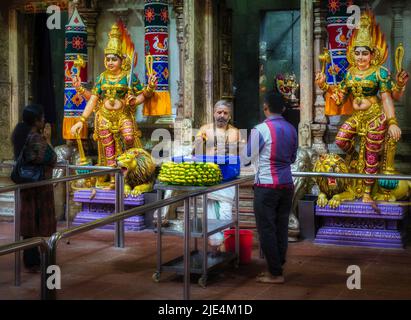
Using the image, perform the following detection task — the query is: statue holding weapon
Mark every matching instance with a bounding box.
[70,21,157,188]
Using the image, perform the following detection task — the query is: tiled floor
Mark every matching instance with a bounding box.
[1,222,411,300]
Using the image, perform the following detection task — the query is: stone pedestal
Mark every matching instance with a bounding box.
[315,201,408,249]
[73,190,145,231]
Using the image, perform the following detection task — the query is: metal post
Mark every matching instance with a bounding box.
[235,185,240,266]
[183,198,190,300]
[14,188,21,286]
[202,194,208,278]
[44,240,58,300]
[65,161,71,244]
[114,172,125,248]
[156,189,162,275]
[193,196,198,251]
[40,246,47,300]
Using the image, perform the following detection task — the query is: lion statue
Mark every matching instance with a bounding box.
[314,153,411,208]
[116,148,156,197]
[313,153,356,208]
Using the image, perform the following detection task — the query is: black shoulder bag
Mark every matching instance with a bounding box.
[11,134,45,184]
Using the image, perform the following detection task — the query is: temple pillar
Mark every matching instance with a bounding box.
[299,0,313,148]
[204,0,214,124]
[80,8,99,83]
[183,0,195,121]
[311,0,327,155]
[172,0,184,119]
[391,0,406,125]
[0,9,12,160]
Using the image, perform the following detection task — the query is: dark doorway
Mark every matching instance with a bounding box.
[26,12,67,146]
[259,10,300,128]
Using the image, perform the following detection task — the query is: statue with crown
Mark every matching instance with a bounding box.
[311,10,411,248]
[313,10,410,211]
[70,21,157,189]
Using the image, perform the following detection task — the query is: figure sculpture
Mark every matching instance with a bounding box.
[315,12,409,206]
[70,22,157,188]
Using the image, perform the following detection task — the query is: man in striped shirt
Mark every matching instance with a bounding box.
[244,92,297,284]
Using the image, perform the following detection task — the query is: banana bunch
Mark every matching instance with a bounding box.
[158,162,222,186]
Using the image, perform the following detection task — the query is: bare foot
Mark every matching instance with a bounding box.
[256,274,285,284]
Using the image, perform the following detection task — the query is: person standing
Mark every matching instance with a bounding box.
[11,105,57,273]
[244,92,297,284]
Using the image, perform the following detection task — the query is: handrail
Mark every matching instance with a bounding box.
[0,237,49,300]
[1,169,410,300]
[0,168,120,193]
[0,165,124,288]
[0,237,47,256]
[0,161,114,171]
[45,175,254,300]
[292,171,411,180]
[48,175,255,242]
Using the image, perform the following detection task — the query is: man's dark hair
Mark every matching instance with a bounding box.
[264,92,285,114]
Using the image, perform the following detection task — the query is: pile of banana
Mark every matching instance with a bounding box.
[158,161,222,186]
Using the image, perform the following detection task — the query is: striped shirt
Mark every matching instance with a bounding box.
[244,115,297,189]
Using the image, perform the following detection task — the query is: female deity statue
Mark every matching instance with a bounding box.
[315,12,409,203]
[70,22,157,173]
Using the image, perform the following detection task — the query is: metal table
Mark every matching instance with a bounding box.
[153,182,240,296]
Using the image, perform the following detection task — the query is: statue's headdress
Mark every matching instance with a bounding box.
[104,20,137,71]
[347,11,388,67]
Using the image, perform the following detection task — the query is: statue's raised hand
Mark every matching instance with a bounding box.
[72,75,81,89]
[396,70,409,88]
[148,74,158,88]
[71,121,83,137]
[315,71,326,88]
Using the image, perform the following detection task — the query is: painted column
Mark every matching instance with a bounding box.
[299,0,313,148]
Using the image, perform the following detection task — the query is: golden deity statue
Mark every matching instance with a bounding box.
[71,22,157,188]
[315,11,409,205]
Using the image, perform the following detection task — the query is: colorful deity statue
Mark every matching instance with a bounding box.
[315,11,409,203]
[71,22,157,187]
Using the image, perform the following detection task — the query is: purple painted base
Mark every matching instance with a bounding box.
[314,200,408,249]
[73,189,145,231]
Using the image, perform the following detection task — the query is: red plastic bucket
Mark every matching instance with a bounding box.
[224,229,253,264]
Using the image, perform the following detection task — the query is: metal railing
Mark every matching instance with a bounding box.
[1,169,410,300]
[0,174,254,300]
[0,237,49,299]
[0,163,124,287]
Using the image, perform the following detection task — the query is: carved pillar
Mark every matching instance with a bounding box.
[80,9,99,81]
[183,0,195,120]
[171,0,189,153]
[173,0,184,119]
[391,0,406,125]
[204,0,214,124]
[8,9,21,140]
[299,0,313,148]
[0,10,12,160]
[311,1,327,154]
